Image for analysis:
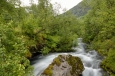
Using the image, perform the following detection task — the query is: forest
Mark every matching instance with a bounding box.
[0,0,115,76]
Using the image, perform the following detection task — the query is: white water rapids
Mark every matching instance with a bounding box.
[31,38,109,76]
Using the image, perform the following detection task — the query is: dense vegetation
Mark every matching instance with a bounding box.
[1,0,115,76]
[0,0,80,75]
[68,0,115,75]
[81,0,115,76]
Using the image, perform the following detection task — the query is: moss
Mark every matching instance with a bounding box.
[67,55,84,75]
[42,55,84,76]
[52,55,62,66]
[42,55,61,75]
[42,64,53,76]
[53,57,61,66]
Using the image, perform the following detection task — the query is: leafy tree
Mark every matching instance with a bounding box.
[82,0,115,75]
[20,0,81,55]
[0,21,33,76]
[0,0,81,75]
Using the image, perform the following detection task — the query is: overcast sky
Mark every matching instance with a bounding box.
[51,0,82,9]
[21,0,82,13]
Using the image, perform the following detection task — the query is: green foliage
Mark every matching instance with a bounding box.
[0,0,15,14]
[101,48,115,76]
[41,46,50,55]
[0,0,81,75]
[20,0,80,55]
[0,21,33,76]
[82,0,115,75]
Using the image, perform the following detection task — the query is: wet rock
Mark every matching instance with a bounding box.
[40,54,84,76]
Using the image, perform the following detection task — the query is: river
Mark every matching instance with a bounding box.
[31,38,109,76]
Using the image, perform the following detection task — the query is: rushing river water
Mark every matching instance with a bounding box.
[31,38,109,76]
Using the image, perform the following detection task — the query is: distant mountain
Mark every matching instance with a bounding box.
[68,1,91,17]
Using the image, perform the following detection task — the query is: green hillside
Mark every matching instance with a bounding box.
[68,1,90,17]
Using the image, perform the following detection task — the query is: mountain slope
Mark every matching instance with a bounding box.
[68,1,90,17]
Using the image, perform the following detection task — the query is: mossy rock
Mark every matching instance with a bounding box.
[40,54,84,76]
[67,55,84,75]
[42,64,53,76]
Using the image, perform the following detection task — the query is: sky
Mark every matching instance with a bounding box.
[21,0,82,13]
[51,0,82,10]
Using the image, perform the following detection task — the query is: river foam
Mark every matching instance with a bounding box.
[31,38,109,76]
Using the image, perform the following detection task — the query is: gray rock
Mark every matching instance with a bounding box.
[40,54,84,76]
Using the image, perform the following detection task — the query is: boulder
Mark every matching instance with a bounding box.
[40,54,84,76]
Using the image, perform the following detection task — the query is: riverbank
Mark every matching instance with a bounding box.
[31,38,109,76]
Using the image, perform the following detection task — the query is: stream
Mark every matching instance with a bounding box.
[31,38,109,76]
